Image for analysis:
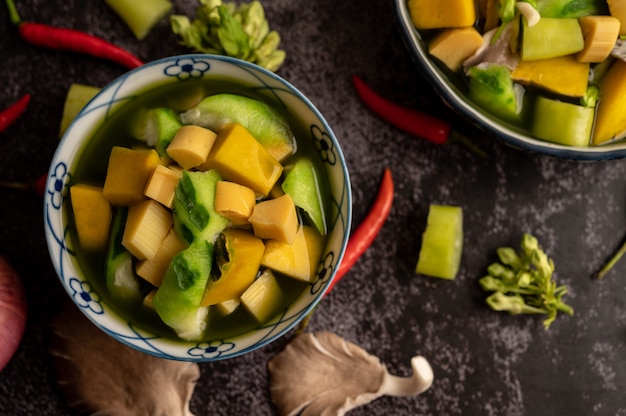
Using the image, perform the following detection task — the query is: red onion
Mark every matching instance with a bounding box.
[0,256,27,371]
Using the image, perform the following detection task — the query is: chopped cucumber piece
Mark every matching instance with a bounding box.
[105,207,142,303]
[532,97,594,147]
[153,236,214,340]
[106,0,173,40]
[467,64,524,124]
[59,83,101,138]
[416,205,463,280]
[131,107,182,157]
[172,170,230,244]
[240,269,285,323]
[282,158,327,236]
[520,17,584,61]
[180,93,295,161]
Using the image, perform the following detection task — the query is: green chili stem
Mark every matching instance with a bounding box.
[595,237,626,279]
[5,0,23,26]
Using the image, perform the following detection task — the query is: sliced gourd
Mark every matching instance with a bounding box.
[532,96,594,147]
[152,235,214,340]
[519,17,585,61]
[70,184,112,251]
[416,205,463,280]
[180,93,295,162]
[105,207,141,304]
[281,158,327,236]
[59,83,101,138]
[131,107,182,157]
[240,269,285,323]
[103,146,160,206]
[172,169,230,244]
[105,0,172,40]
[200,229,265,306]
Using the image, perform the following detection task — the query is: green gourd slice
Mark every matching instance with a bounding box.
[532,96,594,147]
[180,93,295,161]
[416,205,463,280]
[281,158,327,235]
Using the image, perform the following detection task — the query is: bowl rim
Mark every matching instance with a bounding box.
[393,0,626,161]
[44,54,352,361]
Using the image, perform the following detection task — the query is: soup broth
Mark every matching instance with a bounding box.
[68,78,331,341]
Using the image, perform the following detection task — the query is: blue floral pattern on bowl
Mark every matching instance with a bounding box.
[45,54,352,361]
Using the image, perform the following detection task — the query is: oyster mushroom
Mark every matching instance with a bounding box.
[48,302,200,416]
[267,331,434,416]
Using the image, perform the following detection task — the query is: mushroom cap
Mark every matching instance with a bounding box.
[268,331,433,416]
[48,302,200,416]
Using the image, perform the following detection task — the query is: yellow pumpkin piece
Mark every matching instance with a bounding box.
[261,226,324,283]
[592,60,626,144]
[144,164,182,208]
[203,123,282,195]
[201,229,266,306]
[608,0,626,36]
[214,181,256,226]
[135,227,188,287]
[166,125,217,169]
[407,0,476,29]
[103,146,160,206]
[122,199,173,260]
[429,27,484,72]
[576,16,621,63]
[249,194,298,244]
[483,0,500,32]
[70,184,112,251]
[511,55,590,97]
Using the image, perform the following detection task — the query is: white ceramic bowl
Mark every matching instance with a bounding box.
[44,54,352,361]
[394,0,626,161]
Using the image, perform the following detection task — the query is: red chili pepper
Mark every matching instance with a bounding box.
[0,94,30,133]
[352,74,450,144]
[325,167,394,296]
[352,74,486,157]
[5,0,143,70]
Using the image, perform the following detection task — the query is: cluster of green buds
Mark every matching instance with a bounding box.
[479,233,573,329]
[171,0,286,72]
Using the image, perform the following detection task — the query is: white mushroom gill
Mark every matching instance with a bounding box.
[48,302,200,416]
[267,331,434,416]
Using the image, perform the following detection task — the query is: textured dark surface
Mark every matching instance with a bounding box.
[1,0,626,415]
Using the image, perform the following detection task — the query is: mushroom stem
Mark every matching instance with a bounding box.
[378,355,434,397]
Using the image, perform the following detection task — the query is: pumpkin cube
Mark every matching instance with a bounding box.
[203,123,282,195]
[249,194,298,244]
[407,0,476,29]
[214,181,256,225]
[103,146,160,206]
[429,27,484,72]
[70,184,112,251]
[261,226,324,282]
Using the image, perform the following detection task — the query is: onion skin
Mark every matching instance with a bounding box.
[0,256,27,372]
